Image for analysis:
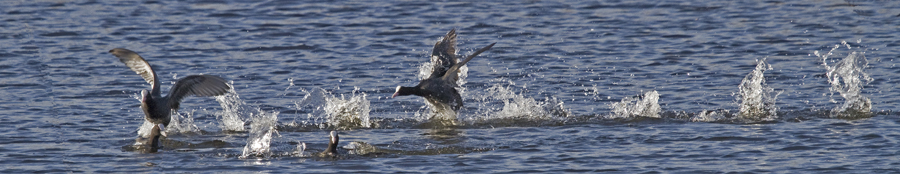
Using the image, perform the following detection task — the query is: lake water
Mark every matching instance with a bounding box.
[3,0,900,173]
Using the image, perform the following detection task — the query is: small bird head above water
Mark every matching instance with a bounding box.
[134,123,166,153]
[326,131,340,156]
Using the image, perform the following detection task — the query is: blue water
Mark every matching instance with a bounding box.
[3,0,900,172]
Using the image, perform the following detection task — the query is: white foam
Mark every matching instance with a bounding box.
[136,120,155,138]
[609,90,661,119]
[469,83,568,122]
[691,109,729,122]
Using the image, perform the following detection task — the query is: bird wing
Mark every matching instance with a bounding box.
[110,48,161,95]
[442,42,496,82]
[428,29,458,79]
[166,75,231,110]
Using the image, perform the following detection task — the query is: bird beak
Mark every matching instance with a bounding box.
[392,86,401,98]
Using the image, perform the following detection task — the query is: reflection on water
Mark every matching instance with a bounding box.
[423,128,465,145]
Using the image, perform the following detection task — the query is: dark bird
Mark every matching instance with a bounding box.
[109,48,231,129]
[321,131,340,157]
[392,29,496,111]
[134,123,164,153]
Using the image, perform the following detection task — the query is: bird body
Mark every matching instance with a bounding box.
[392,29,495,112]
[324,131,340,156]
[109,48,231,128]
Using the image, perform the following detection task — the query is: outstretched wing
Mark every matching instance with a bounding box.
[110,48,161,95]
[428,29,458,79]
[442,42,496,82]
[166,75,231,110]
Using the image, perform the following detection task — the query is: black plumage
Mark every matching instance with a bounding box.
[392,29,496,111]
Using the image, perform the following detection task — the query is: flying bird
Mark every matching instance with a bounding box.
[392,29,496,112]
[109,48,231,130]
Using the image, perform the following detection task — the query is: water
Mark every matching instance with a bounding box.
[818,42,875,118]
[3,0,900,172]
[737,57,780,121]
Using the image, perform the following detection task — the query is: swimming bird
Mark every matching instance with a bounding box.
[321,131,340,157]
[134,123,164,153]
[109,48,231,128]
[392,29,496,111]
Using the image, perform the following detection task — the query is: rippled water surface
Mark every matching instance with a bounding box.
[3,0,900,172]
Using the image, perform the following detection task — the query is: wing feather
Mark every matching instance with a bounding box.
[442,42,496,82]
[167,75,231,109]
[109,48,160,95]
[428,29,458,79]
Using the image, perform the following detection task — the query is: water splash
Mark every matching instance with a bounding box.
[136,120,156,138]
[323,88,372,129]
[343,141,381,156]
[691,109,731,122]
[816,41,873,118]
[469,83,568,123]
[292,142,307,157]
[609,90,661,119]
[737,58,781,121]
[416,54,468,86]
[456,65,469,87]
[409,40,475,122]
[416,101,459,122]
[215,90,248,132]
[416,34,468,82]
[292,87,328,127]
[240,109,280,158]
[166,110,201,134]
[127,98,200,136]
[293,87,373,130]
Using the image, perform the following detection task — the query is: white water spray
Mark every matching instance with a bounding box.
[167,110,201,133]
[293,87,373,129]
[241,109,280,158]
[324,88,372,129]
[215,90,248,131]
[470,83,568,122]
[816,41,873,118]
[737,58,781,121]
[609,90,661,119]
